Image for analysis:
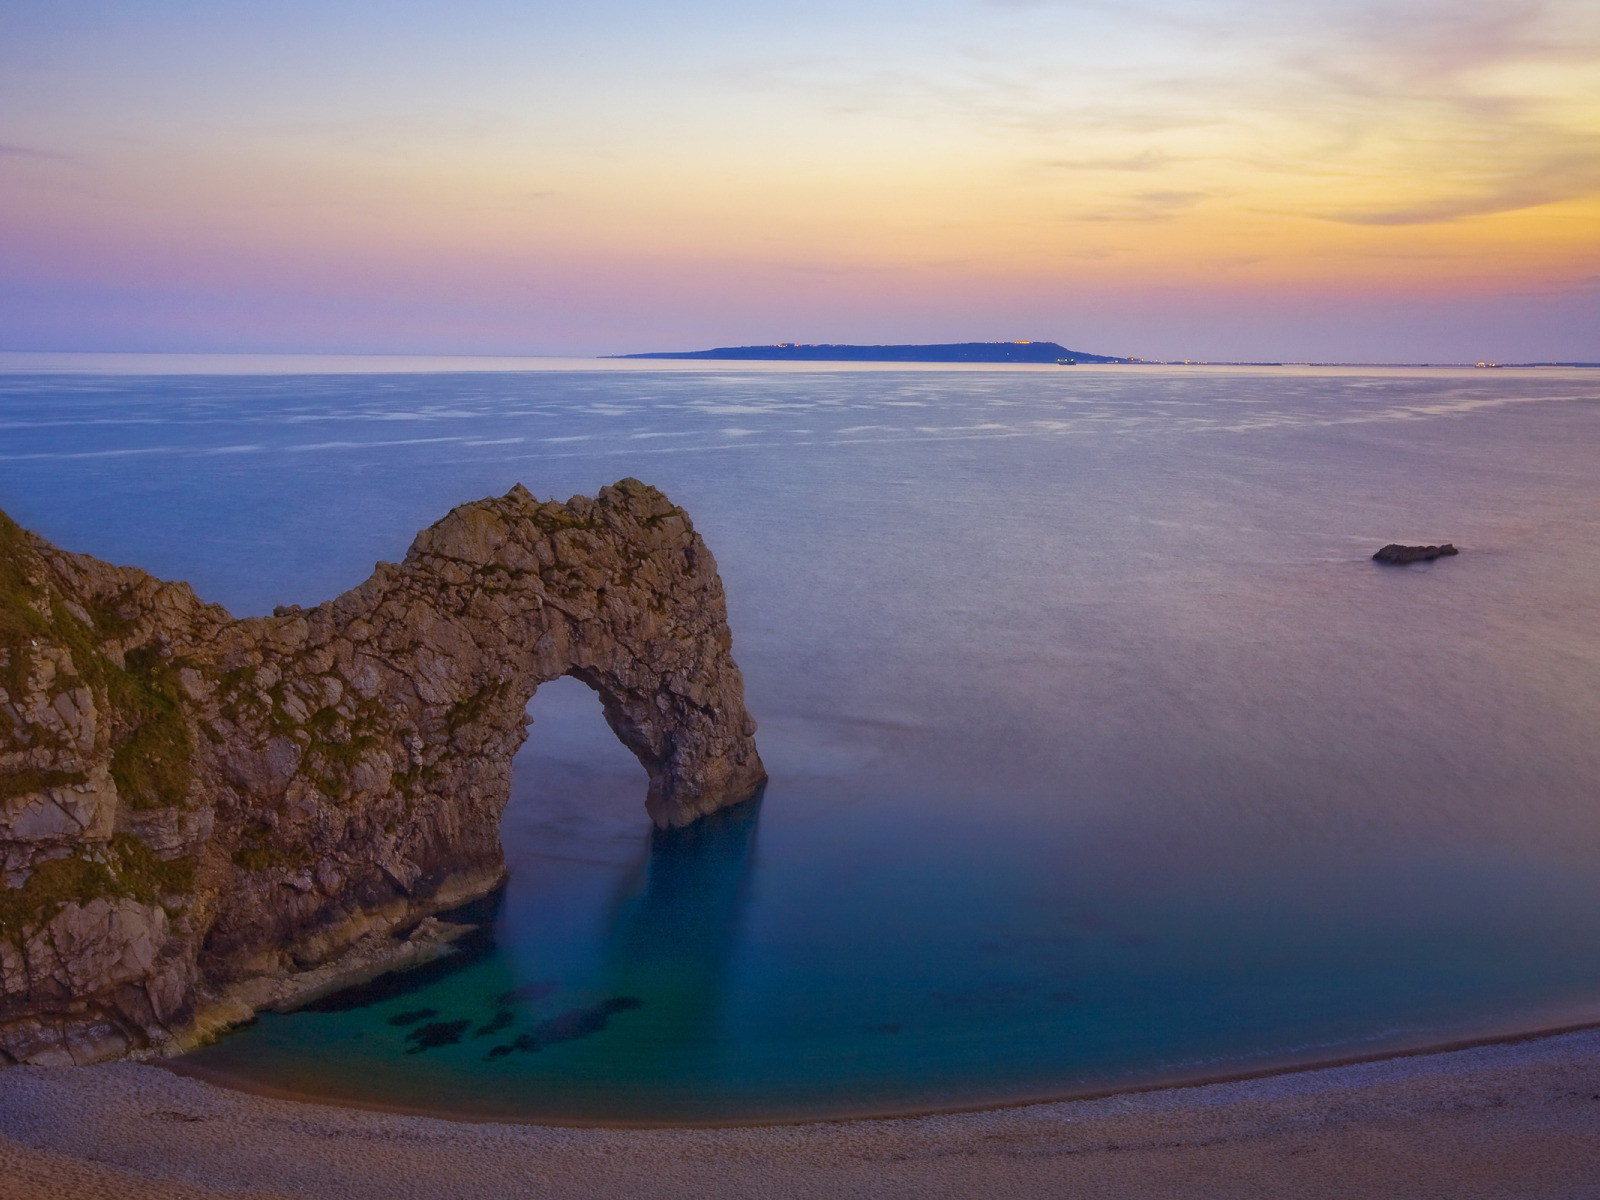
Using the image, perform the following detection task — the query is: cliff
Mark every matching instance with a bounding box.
[0,479,765,1067]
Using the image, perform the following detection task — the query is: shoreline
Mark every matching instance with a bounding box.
[161,1007,1600,1129]
[99,866,507,1069]
[8,1022,1600,1198]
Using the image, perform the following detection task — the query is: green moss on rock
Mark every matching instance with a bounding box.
[445,681,508,734]
[301,701,382,802]
[106,646,193,810]
[0,835,196,938]
[0,854,118,938]
[231,823,311,873]
[110,833,195,902]
[0,768,89,805]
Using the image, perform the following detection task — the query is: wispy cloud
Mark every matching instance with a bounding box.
[1038,150,1177,173]
[1078,190,1211,223]
[1325,155,1600,225]
[0,143,73,162]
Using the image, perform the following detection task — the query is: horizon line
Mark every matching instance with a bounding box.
[2,350,1595,376]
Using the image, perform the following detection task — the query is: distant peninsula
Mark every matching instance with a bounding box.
[612,341,1134,364]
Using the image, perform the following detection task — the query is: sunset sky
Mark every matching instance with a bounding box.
[2,0,1597,361]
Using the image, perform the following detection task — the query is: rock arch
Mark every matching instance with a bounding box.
[0,479,765,1064]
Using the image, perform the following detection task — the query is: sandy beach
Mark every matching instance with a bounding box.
[3,1028,1600,1199]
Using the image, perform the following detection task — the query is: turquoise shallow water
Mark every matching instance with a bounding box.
[5,363,1600,1122]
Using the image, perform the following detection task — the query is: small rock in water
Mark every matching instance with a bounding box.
[1373,543,1459,565]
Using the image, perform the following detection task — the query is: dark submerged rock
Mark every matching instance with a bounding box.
[474,1009,514,1038]
[404,1019,470,1052]
[386,1008,439,1027]
[1373,543,1460,565]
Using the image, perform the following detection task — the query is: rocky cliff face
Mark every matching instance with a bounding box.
[0,479,765,1066]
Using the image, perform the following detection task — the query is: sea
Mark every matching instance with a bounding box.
[3,355,1600,1124]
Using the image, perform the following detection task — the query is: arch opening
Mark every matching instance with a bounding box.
[501,674,654,860]
[494,677,765,1064]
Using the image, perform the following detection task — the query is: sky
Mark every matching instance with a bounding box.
[1,0,1597,362]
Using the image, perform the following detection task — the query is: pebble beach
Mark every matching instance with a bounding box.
[5,1026,1600,1199]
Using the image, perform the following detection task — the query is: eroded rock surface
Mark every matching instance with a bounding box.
[0,479,765,1065]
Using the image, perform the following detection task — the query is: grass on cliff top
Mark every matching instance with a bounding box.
[0,509,46,636]
[0,510,48,732]
[0,508,194,810]
[0,834,196,940]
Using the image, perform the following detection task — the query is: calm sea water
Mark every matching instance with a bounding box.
[5,361,1600,1123]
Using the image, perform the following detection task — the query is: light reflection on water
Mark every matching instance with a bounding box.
[6,365,1600,1120]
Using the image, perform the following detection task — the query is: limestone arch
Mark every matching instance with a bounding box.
[0,480,766,1063]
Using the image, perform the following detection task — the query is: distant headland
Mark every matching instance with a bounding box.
[612,341,1134,364]
[609,344,1600,368]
